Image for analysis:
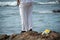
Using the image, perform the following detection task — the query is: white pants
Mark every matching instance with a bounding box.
[19,2,33,31]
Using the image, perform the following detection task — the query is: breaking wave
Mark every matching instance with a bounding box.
[0,1,17,7]
[35,1,59,5]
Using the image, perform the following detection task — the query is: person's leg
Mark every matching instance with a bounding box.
[19,4,28,32]
[27,3,33,31]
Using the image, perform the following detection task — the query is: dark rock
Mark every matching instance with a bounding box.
[53,10,60,13]
[12,31,39,40]
[12,31,60,40]
[8,34,17,40]
[49,31,60,40]
[0,34,9,40]
[0,31,60,40]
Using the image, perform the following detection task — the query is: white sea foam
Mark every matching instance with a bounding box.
[0,1,17,7]
[33,10,53,13]
[34,1,59,5]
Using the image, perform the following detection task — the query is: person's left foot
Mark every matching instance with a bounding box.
[29,29,32,31]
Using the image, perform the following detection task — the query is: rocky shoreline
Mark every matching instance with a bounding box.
[0,31,60,40]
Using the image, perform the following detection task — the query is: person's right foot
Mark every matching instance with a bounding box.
[21,31,26,33]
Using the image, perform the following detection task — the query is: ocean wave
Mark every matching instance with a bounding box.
[33,10,53,13]
[0,1,17,7]
[0,1,59,7]
[34,1,59,5]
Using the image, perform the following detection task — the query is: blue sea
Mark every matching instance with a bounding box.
[0,0,60,35]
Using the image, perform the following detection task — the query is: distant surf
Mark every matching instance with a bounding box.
[0,1,17,7]
[0,1,60,7]
[33,10,53,13]
[35,1,59,5]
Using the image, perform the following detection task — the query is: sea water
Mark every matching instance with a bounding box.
[0,0,60,35]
